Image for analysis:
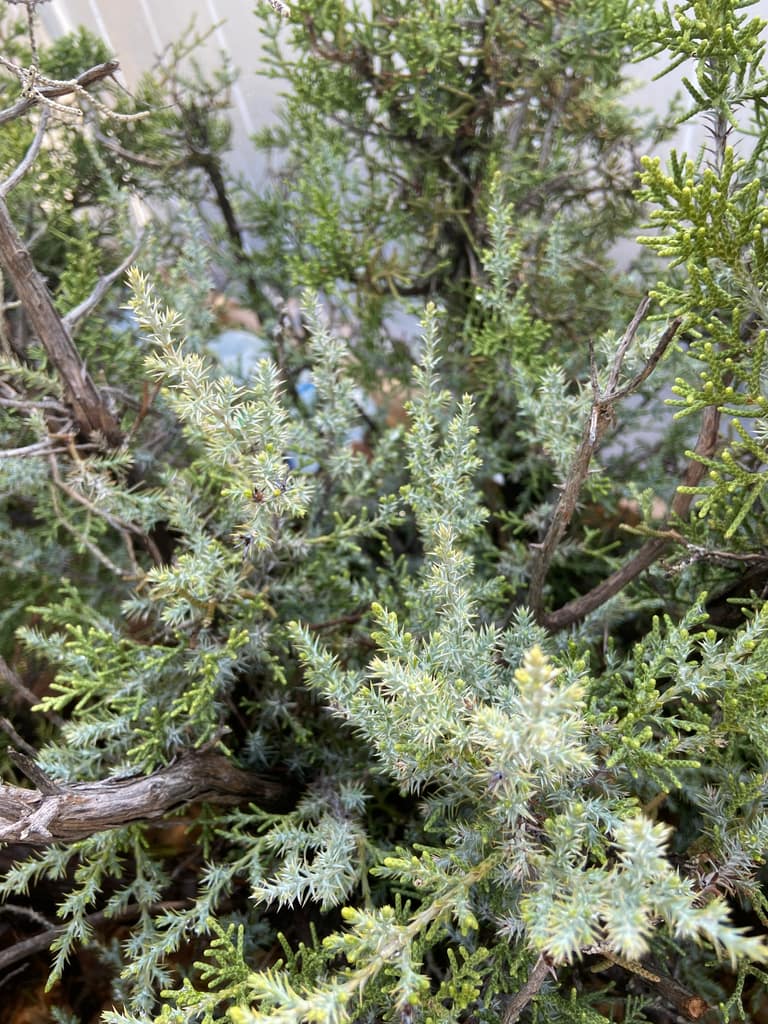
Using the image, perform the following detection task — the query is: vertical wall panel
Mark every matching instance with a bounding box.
[39,0,282,181]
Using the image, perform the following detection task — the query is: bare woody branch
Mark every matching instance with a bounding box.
[0,898,192,975]
[0,105,49,197]
[590,949,708,1021]
[502,955,554,1024]
[0,660,35,708]
[527,298,680,617]
[0,195,123,445]
[0,58,120,126]
[0,748,293,845]
[0,438,70,458]
[543,403,721,631]
[0,657,65,730]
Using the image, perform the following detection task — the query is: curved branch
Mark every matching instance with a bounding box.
[527,304,679,617]
[63,229,147,333]
[0,749,293,846]
[0,105,49,197]
[0,59,120,126]
[543,403,721,631]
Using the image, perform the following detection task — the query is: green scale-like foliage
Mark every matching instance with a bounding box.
[631,0,768,550]
[249,0,661,375]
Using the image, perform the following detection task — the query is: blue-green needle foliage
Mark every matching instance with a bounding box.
[5,277,765,1023]
[110,305,765,1024]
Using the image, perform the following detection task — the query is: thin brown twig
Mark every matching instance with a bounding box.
[662,535,768,567]
[0,964,27,992]
[0,899,192,975]
[613,322,683,401]
[501,955,554,1024]
[8,749,62,794]
[606,295,652,394]
[527,300,679,617]
[123,380,163,447]
[590,949,708,1020]
[0,903,54,931]
[48,450,162,566]
[47,474,134,579]
[543,403,721,631]
[0,719,38,758]
[0,656,65,728]
[0,656,38,708]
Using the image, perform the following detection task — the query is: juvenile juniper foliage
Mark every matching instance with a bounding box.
[3,0,768,1022]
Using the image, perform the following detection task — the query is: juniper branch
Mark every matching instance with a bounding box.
[0,899,192,974]
[543,403,720,631]
[501,955,554,1024]
[48,477,136,579]
[527,300,680,617]
[47,450,162,566]
[0,749,293,845]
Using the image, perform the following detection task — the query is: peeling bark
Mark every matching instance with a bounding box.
[0,749,293,846]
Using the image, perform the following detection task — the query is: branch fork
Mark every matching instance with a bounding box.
[527,297,681,619]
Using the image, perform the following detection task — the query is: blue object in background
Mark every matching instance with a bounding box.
[207,329,269,378]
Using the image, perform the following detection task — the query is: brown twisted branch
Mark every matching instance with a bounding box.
[0,748,293,845]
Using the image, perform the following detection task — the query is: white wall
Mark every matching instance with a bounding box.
[39,0,284,182]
